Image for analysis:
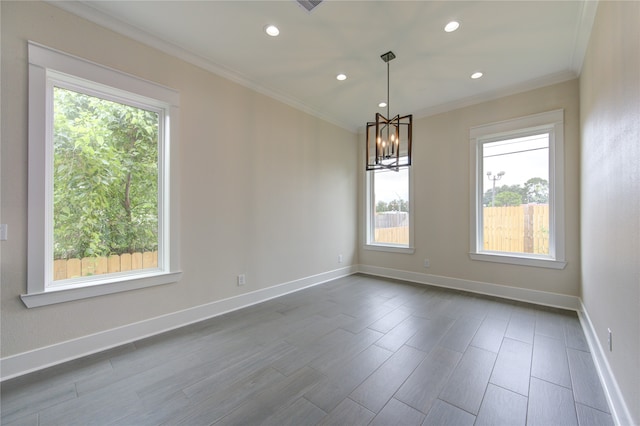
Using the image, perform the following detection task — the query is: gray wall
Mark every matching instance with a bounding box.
[580,1,640,423]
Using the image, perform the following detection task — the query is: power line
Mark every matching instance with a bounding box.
[483,146,548,158]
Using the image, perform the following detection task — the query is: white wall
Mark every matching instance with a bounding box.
[580,1,640,424]
[359,80,581,299]
[0,1,357,359]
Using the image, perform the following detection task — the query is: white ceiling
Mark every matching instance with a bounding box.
[53,1,597,132]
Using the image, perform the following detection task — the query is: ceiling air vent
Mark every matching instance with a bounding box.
[296,0,323,13]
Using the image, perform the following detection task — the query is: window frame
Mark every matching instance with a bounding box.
[364,162,415,254]
[24,42,182,308]
[469,109,566,269]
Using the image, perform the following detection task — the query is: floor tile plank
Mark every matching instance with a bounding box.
[575,403,615,426]
[567,348,610,413]
[531,333,572,388]
[489,337,532,396]
[261,397,327,426]
[528,377,578,426]
[304,344,392,412]
[349,345,426,413]
[564,317,590,352]
[370,398,426,426]
[394,346,462,415]
[212,366,323,426]
[470,316,508,353]
[505,308,536,344]
[439,346,497,415]
[422,399,476,426]
[317,398,375,426]
[374,315,429,353]
[474,384,527,426]
[438,314,483,353]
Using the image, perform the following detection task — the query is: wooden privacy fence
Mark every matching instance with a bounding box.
[375,226,409,245]
[484,204,549,254]
[373,205,549,252]
[53,251,158,281]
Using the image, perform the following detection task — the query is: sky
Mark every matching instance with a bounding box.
[374,164,409,203]
[482,133,549,191]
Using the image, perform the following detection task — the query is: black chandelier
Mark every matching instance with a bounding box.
[366,51,413,171]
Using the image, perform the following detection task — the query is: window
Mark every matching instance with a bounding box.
[365,158,414,253]
[24,42,181,307]
[469,109,566,269]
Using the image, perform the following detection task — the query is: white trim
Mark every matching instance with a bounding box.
[578,300,635,426]
[469,109,566,267]
[357,264,579,311]
[469,253,566,270]
[27,42,181,302]
[413,71,577,125]
[571,0,599,75]
[29,42,179,105]
[364,159,414,251]
[20,272,183,308]
[0,266,356,381]
[363,245,415,254]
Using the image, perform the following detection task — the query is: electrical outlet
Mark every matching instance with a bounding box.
[338,254,343,263]
[608,328,612,351]
[237,274,246,286]
[424,258,430,268]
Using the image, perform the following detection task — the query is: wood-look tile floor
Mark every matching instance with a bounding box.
[1,274,614,425]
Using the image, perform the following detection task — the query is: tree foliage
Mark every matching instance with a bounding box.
[376,198,408,213]
[53,87,159,259]
[483,178,549,207]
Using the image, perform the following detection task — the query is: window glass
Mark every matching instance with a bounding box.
[52,86,161,285]
[469,109,565,269]
[369,159,410,247]
[481,133,549,255]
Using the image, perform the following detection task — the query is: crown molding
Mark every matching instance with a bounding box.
[571,0,599,75]
[46,1,356,133]
[410,70,578,124]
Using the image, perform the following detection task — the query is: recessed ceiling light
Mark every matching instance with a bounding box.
[444,21,460,32]
[471,71,484,79]
[378,102,387,108]
[264,25,280,37]
[336,73,347,81]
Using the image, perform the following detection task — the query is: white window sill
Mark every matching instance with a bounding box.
[469,252,566,269]
[20,271,182,308]
[364,244,415,254]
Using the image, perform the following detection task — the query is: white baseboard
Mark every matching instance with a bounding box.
[357,264,580,311]
[0,266,357,381]
[578,300,635,426]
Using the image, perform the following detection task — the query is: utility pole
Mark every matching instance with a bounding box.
[486,171,505,207]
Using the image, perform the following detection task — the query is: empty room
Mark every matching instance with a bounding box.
[1,1,638,425]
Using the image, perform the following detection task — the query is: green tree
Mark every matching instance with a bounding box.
[524,177,549,204]
[53,87,159,259]
[494,191,523,206]
[483,184,525,206]
[387,198,408,212]
[376,200,389,213]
